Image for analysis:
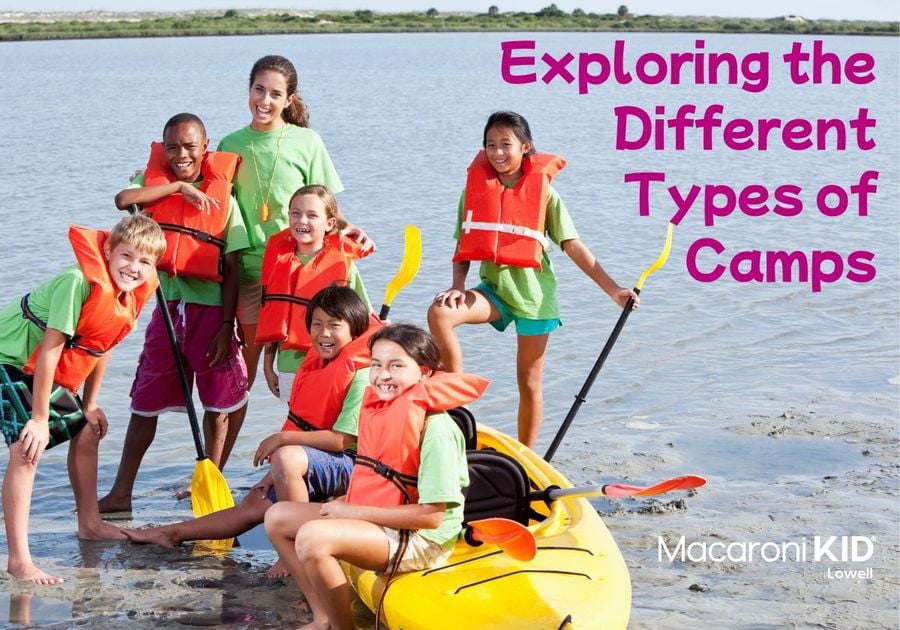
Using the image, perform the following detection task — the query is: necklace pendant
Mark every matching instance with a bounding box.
[261,203,269,222]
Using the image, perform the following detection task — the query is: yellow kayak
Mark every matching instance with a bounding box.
[344,422,631,629]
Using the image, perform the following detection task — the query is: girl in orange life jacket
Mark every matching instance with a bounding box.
[264,324,487,630]
[124,285,378,578]
[257,184,373,403]
[218,54,374,391]
[0,215,165,585]
[428,111,640,450]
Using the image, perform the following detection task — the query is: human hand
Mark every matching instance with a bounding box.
[180,184,221,214]
[319,498,355,519]
[206,324,232,368]
[84,405,109,439]
[263,363,280,399]
[17,419,50,464]
[253,433,282,467]
[340,225,376,255]
[433,288,466,308]
[611,287,639,310]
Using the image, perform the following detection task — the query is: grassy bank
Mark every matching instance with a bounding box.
[0,9,897,42]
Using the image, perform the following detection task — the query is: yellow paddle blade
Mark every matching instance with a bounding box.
[383,225,422,307]
[635,222,674,291]
[191,458,235,518]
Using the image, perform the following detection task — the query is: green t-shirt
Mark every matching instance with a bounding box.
[217,124,344,282]
[416,411,470,547]
[0,267,91,368]
[330,367,369,453]
[454,184,579,320]
[131,175,250,306]
[275,261,372,373]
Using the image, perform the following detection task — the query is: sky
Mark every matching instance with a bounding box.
[1,1,898,22]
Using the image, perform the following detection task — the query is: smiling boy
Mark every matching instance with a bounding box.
[99,113,250,513]
[0,214,166,584]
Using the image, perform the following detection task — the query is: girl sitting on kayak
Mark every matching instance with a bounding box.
[264,324,488,630]
[428,111,638,449]
[125,286,378,579]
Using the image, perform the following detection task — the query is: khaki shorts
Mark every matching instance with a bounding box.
[236,277,263,326]
[383,528,454,574]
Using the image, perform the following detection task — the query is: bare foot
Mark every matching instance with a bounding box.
[299,621,330,630]
[78,519,127,541]
[123,527,180,548]
[266,558,291,579]
[97,492,132,514]
[173,486,192,500]
[7,562,64,585]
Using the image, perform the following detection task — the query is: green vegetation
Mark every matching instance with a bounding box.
[0,8,896,42]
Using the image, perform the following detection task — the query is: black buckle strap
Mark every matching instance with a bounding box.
[287,411,318,432]
[260,287,311,307]
[20,294,104,357]
[156,222,226,250]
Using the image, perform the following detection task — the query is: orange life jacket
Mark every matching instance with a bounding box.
[142,142,239,282]
[256,231,369,351]
[22,226,157,392]
[453,151,566,270]
[282,313,384,433]
[345,372,489,506]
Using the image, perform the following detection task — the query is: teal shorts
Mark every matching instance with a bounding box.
[474,283,561,337]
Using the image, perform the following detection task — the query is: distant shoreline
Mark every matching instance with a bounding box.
[0,9,897,42]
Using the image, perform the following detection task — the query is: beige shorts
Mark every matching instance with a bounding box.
[236,277,263,327]
[383,528,454,574]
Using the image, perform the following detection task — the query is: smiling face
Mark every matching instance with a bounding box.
[288,194,336,255]
[369,339,431,402]
[104,241,156,294]
[163,121,208,183]
[308,306,354,362]
[484,124,532,184]
[248,69,294,131]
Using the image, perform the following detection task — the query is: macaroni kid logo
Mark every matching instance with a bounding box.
[658,535,876,579]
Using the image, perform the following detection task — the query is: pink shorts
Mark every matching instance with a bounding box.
[130,301,249,415]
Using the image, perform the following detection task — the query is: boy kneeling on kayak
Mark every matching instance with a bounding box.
[265,323,488,629]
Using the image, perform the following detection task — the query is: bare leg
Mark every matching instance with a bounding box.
[270,445,310,503]
[217,402,247,472]
[68,426,125,540]
[240,323,263,389]
[3,443,63,584]
[515,333,550,449]
[202,410,228,470]
[98,413,157,513]
[427,289,499,372]
[125,485,272,546]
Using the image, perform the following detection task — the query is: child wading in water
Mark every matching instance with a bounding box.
[428,111,638,449]
[265,324,488,630]
[0,215,165,584]
[99,113,250,513]
[217,55,372,391]
[125,286,379,578]
[256,184,372,402]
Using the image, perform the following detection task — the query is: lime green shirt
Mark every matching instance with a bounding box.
[416,411,469,547]
[131,175,250,306]
[0,268,92,368]
[275,260,372,373]
[329,367,369,453]
[217,124,344,282]
[454,184,578,320]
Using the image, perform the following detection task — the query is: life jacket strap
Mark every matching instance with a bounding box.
[260,288,311,307]
[354,454,417,503]
[155,222,227,250]
[20,294,105,357]
[286,411,318,432]
[460,209,551,250]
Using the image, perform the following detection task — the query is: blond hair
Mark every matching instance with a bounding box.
[108,214,167,261]
[288,184,348,235]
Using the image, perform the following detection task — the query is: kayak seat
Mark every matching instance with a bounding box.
[463,449,541,526]
[447,406,478,450]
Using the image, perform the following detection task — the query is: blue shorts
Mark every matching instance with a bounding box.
[266,446,354,503]
[475,282,561,336]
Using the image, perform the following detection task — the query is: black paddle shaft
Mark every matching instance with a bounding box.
[544,290,639,463]
[130,204,206,461]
